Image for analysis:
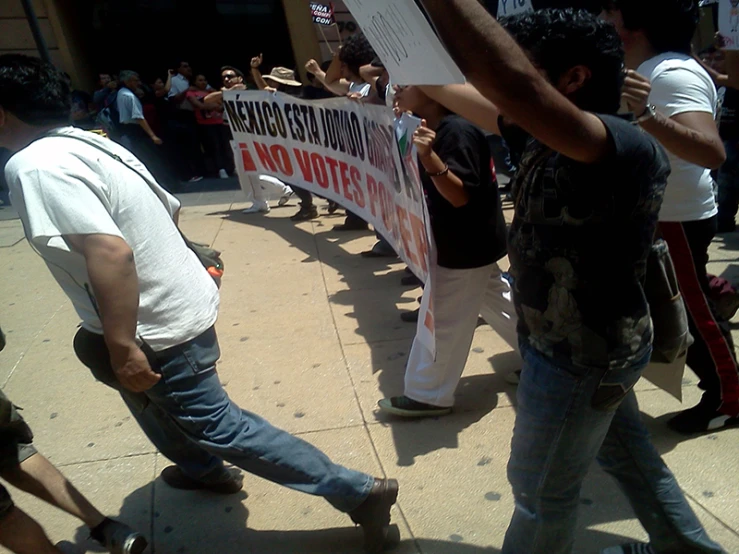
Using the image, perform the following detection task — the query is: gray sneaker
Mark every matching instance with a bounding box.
[55,541,84,554]
[601,544,655,554]
[93,519,148,554]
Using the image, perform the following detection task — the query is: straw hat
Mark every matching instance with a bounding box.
[263,67,302,87]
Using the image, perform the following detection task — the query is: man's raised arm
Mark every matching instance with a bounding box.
[420,0,611,163]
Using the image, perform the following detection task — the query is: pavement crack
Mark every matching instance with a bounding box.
[2,301,65,388]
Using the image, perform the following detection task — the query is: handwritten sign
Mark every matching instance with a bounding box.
[310,2,335,26]
[224,90,438,356]
[719,0,739,51]
[342,0,465,86]
[497,0,532,18]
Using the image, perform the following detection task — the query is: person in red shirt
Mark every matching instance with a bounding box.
[186,75,231,179]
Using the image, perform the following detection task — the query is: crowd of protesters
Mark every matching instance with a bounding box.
[1,1,739,554]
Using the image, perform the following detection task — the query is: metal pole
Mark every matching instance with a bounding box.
[20,0,52,64]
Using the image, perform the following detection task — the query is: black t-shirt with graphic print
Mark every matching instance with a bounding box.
[503,114,670,370]
[420,114,507,269]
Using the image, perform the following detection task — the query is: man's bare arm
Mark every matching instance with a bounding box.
[203,90,223,109]
[641,112,726,169]
[419,84,501,135]
[306,58,349,96]
[137,119,161,144]
[420,0,610,163]
[623,70,725,169]
[251,67,270,91]
[65,234,160,392]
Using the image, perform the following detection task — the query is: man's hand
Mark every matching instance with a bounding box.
[622,70,652,116]
[110,343,161,392]
[151,135,163,145]
[346,91,363,102]
[305,59,321,75]
[413,120,436,158]
[251,54,263,69]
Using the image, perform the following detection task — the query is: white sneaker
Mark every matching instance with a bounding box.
[278,190,294,206]
[218,169,229,179]
[242,203,270,214]
[505,369,522,385]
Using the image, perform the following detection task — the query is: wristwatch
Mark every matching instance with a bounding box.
[636,104,657,124]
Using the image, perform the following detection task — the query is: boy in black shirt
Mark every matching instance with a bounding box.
[378,86,517,417]
[418,3,725,553]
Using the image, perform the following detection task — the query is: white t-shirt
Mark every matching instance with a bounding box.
[6,126,219,351]
[168,74,194,111]
[116,87,144,124]
[637,53,718,222]
[348,81,372,97]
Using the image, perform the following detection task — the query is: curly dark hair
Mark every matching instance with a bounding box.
[0,54,71,125]
[502,8,625,114]
[339,33,376,77]
[601,0,699,54]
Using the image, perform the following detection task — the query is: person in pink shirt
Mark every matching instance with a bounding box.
[186,75,231,179]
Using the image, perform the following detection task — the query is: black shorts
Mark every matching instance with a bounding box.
[0,484,12,521]
[0,389,37,470]
[0,390,36,521]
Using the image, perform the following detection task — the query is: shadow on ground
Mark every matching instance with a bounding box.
[214,204,670,552]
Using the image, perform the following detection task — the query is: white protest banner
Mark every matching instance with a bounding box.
[224,90,437,355]
[342,0,465,85]
[719,0,739,50]
[310,2,336,25]
[497,0,533,18]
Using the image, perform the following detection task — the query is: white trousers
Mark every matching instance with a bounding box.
[238,174,292,205]
[404,262,519,407]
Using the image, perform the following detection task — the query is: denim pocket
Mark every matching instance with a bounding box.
[178,327,221,376]
[591,358,647,412]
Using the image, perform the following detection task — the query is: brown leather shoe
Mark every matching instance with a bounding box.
[349,478,399,553]
[160,466,244,495]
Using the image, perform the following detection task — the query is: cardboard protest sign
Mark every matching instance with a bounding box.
[720,0,739,50]
[497,0,534,17]
[310,2,336,26]
[342,0,465,85]
[224,90,437,355]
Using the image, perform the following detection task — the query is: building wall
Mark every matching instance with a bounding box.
[0,0,94,90]
[0,0,63,65]
[280,0,361,83]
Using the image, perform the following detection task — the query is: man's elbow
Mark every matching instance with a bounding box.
[84,237,135,265]
[706,145,727,170]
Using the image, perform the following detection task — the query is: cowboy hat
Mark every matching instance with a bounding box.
[263,67,302,87]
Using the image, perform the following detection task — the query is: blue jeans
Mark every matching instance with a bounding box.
[73,327,373,512]
[503,343,725,554]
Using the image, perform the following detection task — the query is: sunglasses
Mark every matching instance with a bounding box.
[223,73,237,80]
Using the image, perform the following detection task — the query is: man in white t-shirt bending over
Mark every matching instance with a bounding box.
[0,54,398,554]
[603,0,739,435]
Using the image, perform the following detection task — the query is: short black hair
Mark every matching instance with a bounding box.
[0,54,71,126]
[220,65,244,78]
[339,33,376,76]
[502,8,625,114]
[602,0,699,54]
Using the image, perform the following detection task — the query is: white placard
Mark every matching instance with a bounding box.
[497,0,533,18]
[342,0,465,85]
[719,0,739,50]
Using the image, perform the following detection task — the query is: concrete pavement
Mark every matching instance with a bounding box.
[1,190,738,553]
